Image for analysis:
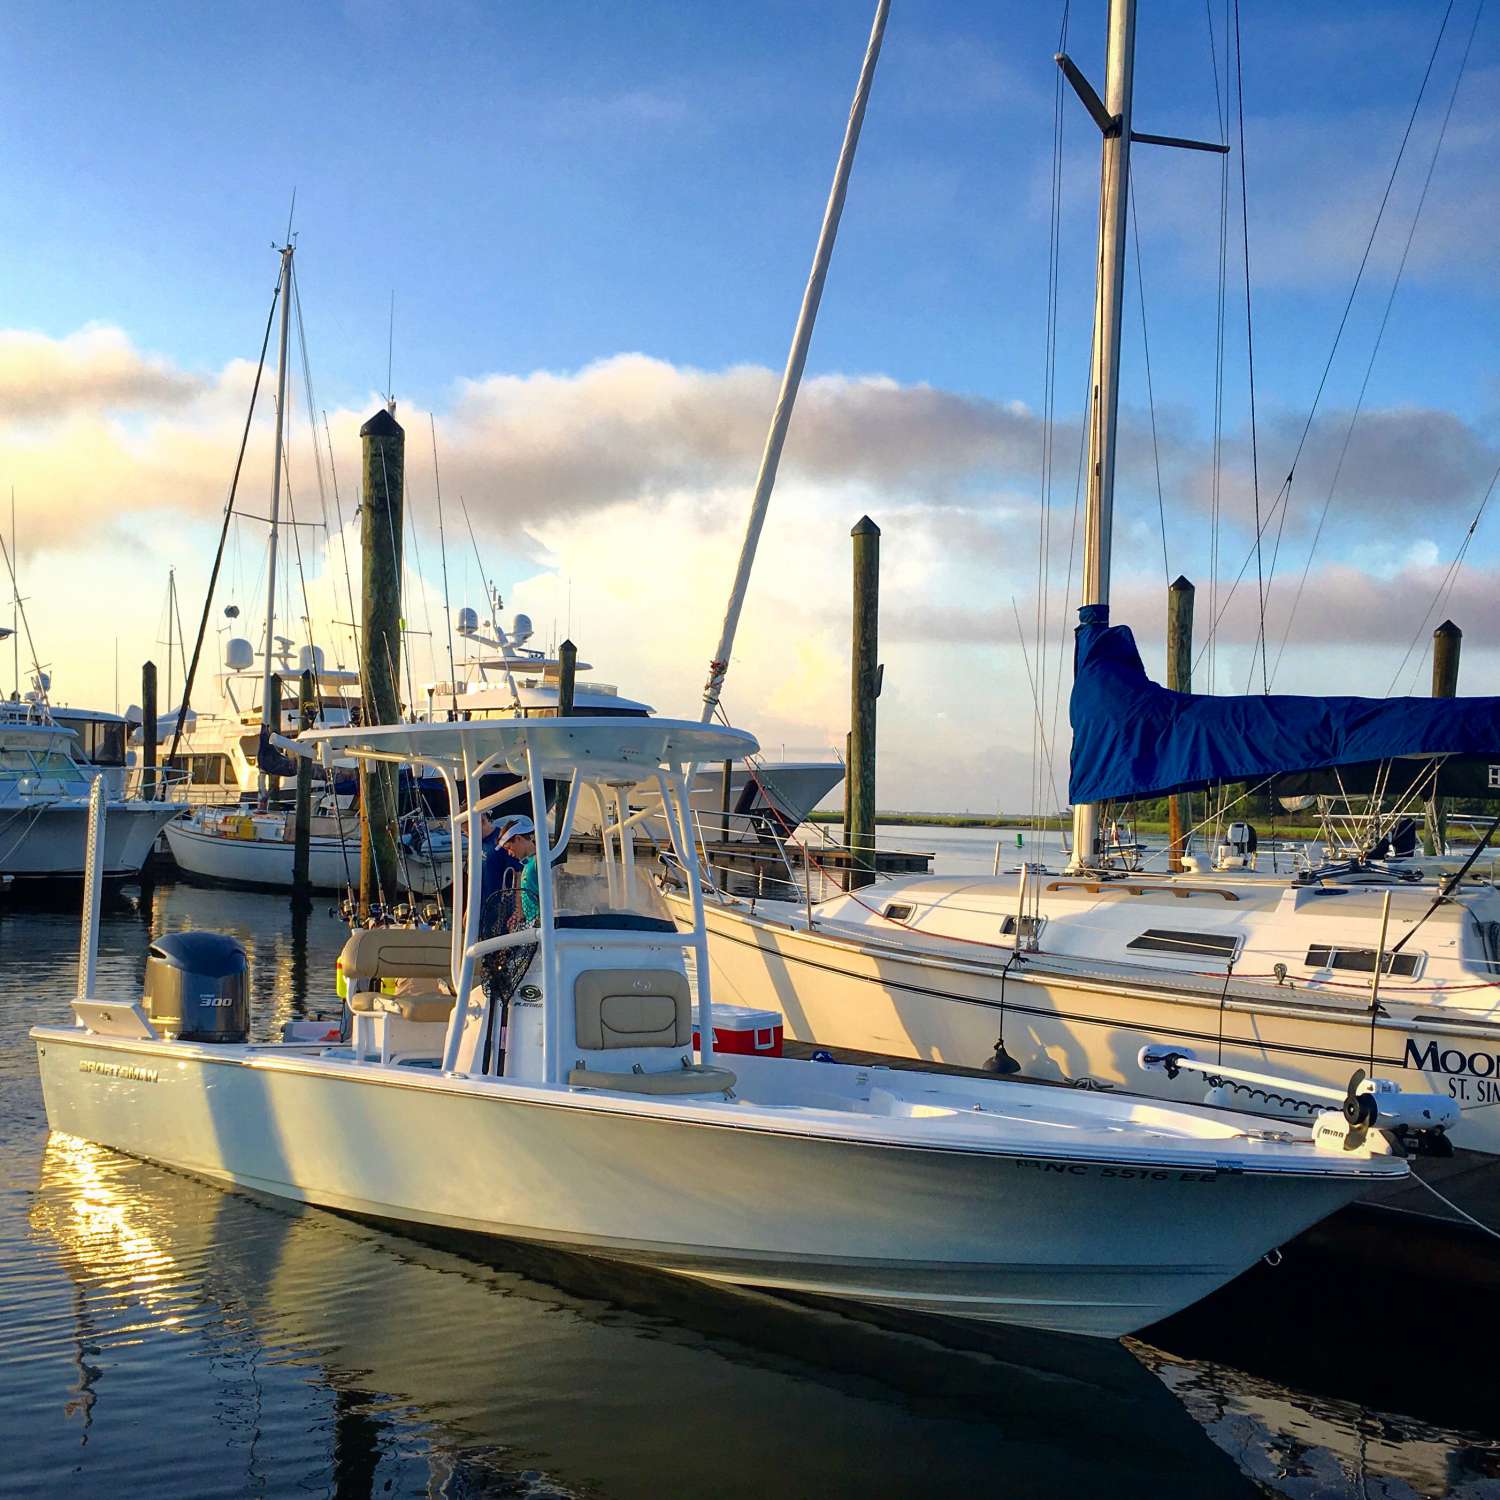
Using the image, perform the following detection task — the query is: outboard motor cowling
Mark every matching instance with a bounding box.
[144,932,249,1042]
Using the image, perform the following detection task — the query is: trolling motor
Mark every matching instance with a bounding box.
[1138,1045,1459,1156]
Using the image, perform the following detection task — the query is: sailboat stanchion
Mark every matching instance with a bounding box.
[76,775,106,1001]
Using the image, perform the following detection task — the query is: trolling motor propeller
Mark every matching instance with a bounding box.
[1340,1068,1380,1150]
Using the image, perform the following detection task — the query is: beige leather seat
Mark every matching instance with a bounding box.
[340,927,453,987]
[569,968,735,1095]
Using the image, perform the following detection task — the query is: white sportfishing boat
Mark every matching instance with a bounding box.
[426,600,845,838]
[33,717,1451,1339]
[667,0,1500,1188]
[0,701,180,887]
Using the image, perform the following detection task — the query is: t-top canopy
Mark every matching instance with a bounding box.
[302,715,759,781]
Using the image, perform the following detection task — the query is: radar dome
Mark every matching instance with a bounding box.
[455,606,480,635]
[225,637,255,671]
[298,644,326,675]
[510,613,534,645]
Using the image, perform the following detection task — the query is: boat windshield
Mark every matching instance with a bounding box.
[0,746,87,784]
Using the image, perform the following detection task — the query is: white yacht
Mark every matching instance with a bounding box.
[34,717,1447,1339]
[0,699,181,888]
[428,603,845,839]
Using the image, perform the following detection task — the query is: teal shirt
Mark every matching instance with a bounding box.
[519,854,540,923]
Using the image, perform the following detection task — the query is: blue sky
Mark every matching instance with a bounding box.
[3,1,1497,809]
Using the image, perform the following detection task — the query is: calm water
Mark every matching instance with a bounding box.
[2,843,1498,1498]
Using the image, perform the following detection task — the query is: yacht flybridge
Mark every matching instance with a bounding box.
[426,602,845,840]
[34,718,1452,1339]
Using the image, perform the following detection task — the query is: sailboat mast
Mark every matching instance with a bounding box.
[1069,0,1136,871]
[259,243,295,794]
[165,568,175,721]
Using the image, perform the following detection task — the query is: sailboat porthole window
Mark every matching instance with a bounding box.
[1303,945,1421,979]
[882,903,914,923]
[1126,929,1238,960]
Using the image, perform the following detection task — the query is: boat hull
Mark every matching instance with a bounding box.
[0,802,180,883]
[162,818,449,896]
[674,893,1500,1161]
[32,1029,1369,1338]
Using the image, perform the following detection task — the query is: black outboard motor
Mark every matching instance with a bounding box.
[143,932,249,1042]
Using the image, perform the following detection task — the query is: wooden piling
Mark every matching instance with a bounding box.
[1166,576,1194,873]
[1431,620,1461,854]
[141,661,158,802]
[292,667,315,901]
[358,405,405,913]
[849,516,880,888]
[266,672,283,799]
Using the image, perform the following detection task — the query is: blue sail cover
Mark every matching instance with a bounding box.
[1068,610,1500,805]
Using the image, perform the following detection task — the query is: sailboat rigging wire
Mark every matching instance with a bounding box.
[164,274,281,776]
[1207,0,1229,695]
[1128,190,1169,585]
[291,263,331,534]
[1231,0,1269,694]
[1387,457,1500,694]
[323,409,360,665]
[431,416,460,719]
[1263,0,1459,612]
[1009,597,1066,820]
[0,530,44,695]
[1270,5,1481,688]
[1198,1,1457,676]
[1389,804,1500,958]
[1033,0,1070,830]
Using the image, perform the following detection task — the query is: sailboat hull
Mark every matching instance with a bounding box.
[162,818,450,896]
[672,893,1500,1171]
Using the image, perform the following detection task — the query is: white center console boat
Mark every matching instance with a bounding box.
[33,719,1450,1338]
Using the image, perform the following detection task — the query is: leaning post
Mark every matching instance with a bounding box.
[1166,576,1194,872]
[359,404,405,913]
[849,516,881,889]
[1431,620,1462,855]
[292,668,316,902]
[141,661,158,803]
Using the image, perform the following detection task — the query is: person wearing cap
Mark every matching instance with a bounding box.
[499,816,540,925]
[465,810,523,936]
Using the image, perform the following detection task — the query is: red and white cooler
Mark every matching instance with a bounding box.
[692,1002,784,1057]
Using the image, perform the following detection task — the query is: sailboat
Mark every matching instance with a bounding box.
[160,245,449,899]
[663,0,1500,1196]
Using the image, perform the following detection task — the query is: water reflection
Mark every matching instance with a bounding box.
[24,1135,1251,1499]
[5,874,1500,1499]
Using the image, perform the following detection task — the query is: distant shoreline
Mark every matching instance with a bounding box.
[807,810,1484,845]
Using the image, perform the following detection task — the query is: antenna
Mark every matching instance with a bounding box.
[284,186,297,245]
